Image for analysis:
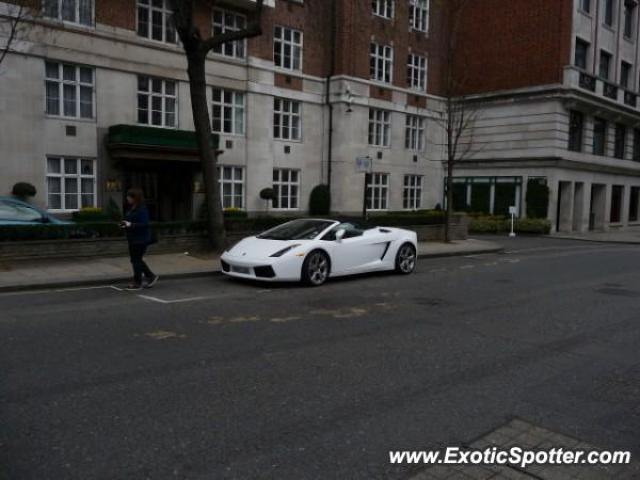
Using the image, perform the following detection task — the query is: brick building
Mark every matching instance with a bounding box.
[448,0,640,233]
[0,0,440,221]
[1,0,640,233]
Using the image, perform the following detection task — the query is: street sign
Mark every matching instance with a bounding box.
[355,156,373,174]
[509,206,517,237]
[509,206,517,215]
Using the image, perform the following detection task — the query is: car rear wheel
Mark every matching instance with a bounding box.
[302,250,330,286]
[395,243,416,274]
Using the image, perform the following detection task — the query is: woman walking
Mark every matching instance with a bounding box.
[121,188,158,290]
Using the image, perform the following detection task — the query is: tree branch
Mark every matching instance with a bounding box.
[0,2,25,68]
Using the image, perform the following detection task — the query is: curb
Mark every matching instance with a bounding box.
[546,235,640,246]
[0,270,221,294]
[0,246,504,294]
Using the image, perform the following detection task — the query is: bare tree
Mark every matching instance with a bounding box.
[432,0,479,242]
[170,0,265,251]
[0,0,31,69]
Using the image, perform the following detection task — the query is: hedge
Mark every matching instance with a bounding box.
[469,216,551,234]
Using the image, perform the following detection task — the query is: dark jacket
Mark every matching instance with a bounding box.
[125,205,151,245]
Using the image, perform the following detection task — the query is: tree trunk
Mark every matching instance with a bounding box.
[185,51,226,251]
[445,157,454,243]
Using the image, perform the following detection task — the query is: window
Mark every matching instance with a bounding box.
[46,157,96,211]
[574,38,590,69]
[45,61,94,119]
[0,201,43,222]
[409,0,429,32]
[403,175,423,210]
[137,76,177,128]
[624,0,636,37]
[370,43,393,83]
[604,0,615,26]
[44,0,93,26]
[633,129,640,161]
[137,0,176,43]
[366,173,389,211]
[629,186,640,222]
[218,166,244,209]
[615,123,626,159]
[273,169,300,210]
[212,88,245,135]
[621,61,632,88]
[407,53,427,91]
[212,9,246,58]
[368,108,391,146]
[273,98,301,141]
[274,26,303,71]
[372,0,394,19]
[599,51,612,79]
[568,110,584,152]
[593,117,607,155]
[579,0,591,13]
[405,115,425,151]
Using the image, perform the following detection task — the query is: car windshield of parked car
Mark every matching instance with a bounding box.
[258,220,336,240]
[0,201,43,222]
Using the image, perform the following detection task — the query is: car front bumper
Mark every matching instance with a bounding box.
[219,252,304,282]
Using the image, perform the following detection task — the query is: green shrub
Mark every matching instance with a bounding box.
[72,207,111,222]
[309,184,331,216]
[469,216,550,235]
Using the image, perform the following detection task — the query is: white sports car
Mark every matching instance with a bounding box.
[220,219,418,286]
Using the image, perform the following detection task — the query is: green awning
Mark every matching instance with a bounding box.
[107,125,219,163]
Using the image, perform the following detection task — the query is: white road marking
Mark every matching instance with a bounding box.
[459,265,475,270]
[136,294,209,304]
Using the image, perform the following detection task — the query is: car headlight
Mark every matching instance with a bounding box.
[270,244,301,257]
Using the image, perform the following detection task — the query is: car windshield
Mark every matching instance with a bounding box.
[257,220,336,240]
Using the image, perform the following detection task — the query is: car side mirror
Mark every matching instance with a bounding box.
[335,229,346,243]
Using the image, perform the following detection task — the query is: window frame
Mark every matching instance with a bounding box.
[136,0,177,44]
[211,88,246,136]
[372,0,394,19]
[405,114,425,151]
[574,38,590,70]
[403,175,423,210]
[593,117,608,156]
[368,108,391,147]
[370,42,394,84]
[614,123,627,159]
[273,25,303,71]
[273,97,302,141]
[407,53,427,91]
[568,110,584,153]
[136,75,178,129]
[272,168,301,210]
[366,172,390,211]
[45,157,97,212]
[409,0,429,33]
[212,8,247,59]
[45,61,95,120]
[218,165,245,210]
[43,0,95,27]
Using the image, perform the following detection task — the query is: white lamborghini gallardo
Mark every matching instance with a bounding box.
[220,219,418,286]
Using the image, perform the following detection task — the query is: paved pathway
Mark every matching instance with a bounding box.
[0,238,502,291]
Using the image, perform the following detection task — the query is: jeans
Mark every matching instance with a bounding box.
[128,242,154,284]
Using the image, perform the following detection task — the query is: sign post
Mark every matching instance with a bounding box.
[509,206,517,237]
[355,156,373,220]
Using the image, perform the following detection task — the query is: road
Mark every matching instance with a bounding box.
[1,236,639,479]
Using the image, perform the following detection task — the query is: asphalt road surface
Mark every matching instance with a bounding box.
[1,236,640,479]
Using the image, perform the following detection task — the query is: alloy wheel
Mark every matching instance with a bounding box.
[398,245,416,273]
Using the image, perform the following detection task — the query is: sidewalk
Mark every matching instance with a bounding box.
[0,238,502,292]
[552,229,640,244]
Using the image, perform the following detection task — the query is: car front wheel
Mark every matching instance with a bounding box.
[395,243,417,274]
[302,250,330,286]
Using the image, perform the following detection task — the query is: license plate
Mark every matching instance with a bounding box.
[232,266,250,274]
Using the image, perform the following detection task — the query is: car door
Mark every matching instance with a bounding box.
[329,226,390,274]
